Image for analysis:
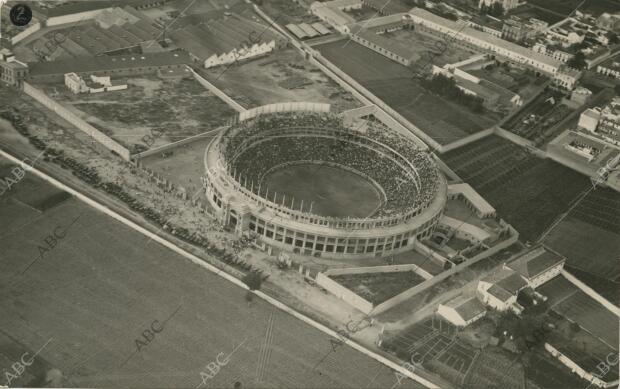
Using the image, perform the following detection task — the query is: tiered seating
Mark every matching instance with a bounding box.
[221,112,440,216]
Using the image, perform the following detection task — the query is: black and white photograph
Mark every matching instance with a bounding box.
[0,0,618,388]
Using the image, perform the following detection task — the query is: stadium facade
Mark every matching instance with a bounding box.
[204,104,447,259]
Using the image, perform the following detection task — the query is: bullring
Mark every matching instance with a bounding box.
[204,104,447,259]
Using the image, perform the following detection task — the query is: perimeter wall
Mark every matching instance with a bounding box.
[23,82,131,160]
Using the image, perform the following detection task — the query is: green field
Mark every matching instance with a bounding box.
[316,40,500,145]
[544,187,620,303]
[331,271,426,305]
[262,164,381,218]
[554,291,619,348]
[44,76,236,152]
[0,160,424,388]
[441,135,590,242]
[528,0,620,17]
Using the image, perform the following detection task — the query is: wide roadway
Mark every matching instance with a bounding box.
[0,162,423,388]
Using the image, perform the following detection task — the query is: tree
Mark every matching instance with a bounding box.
[243,271,263,291]
[480,2,504,17]
[489,3,504,17]
[615,85,620,96]
[607,31,619,45]
[567,52,587,70]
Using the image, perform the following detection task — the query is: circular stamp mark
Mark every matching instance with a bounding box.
[9,4,32,27]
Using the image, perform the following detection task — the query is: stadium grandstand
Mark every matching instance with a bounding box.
[204,108,447,259]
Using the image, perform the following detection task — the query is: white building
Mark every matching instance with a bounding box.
[553,67,582,90]
[579,108,602,132]
[578,99,620,147]
[310,0,362,34]
[407,8,563,75]
[438,295,487,327]
[505,246,565,289]
[64,72,127,94]
[477,268,528,313]
[479,0,518,12]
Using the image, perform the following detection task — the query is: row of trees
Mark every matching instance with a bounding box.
[421,74,485,113]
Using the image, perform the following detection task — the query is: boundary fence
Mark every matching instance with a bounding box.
[23,82,131,160]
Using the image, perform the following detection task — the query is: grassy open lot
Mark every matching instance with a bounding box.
[463,348,524,389]
[262,164,381,218]
[382,28,476,68]
[528,0,620,17]
[545,216,620,280]
[382,317,481,388]
[537,276,578,307]
[42,76,236,153]
[0,162,424,389]
[331,271,426,305]
[204,48,361,113]
[544,186,620,303]
[442,135,590,242]
[506,4,566,25]
[316,40,501,145]
[553,290,619,348]
[525,352,589,389]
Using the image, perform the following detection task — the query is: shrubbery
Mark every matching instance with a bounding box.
[421,74,485,113]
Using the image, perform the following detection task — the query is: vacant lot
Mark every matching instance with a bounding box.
[528,0,620,17]
[383,28,476,68]
[506,4,566,24]
[0,165,423,388]
[331,271,426,305]
[554,290,619,348]
[43,76,236,153]
[317,40,501,145]
[442,135,590,242]
[544,186,620,302]
[205,48,360,113]
[382,317,482,388]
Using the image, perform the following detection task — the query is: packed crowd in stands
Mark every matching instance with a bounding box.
[220,112,440,216]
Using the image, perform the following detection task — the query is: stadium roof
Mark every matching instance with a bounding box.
[28,51,190,76]
[506,246,565,280]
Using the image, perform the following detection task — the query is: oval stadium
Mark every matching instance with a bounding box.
[204,106,447,259]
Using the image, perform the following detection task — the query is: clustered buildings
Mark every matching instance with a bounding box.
[439,246,565,325]
[578,97,620,147]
